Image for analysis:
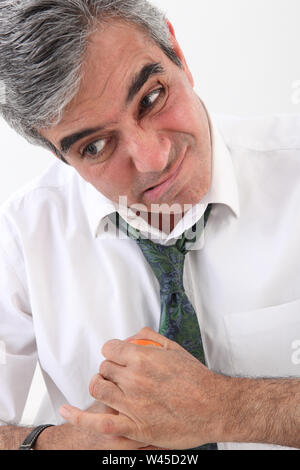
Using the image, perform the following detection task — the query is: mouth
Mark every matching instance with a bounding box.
[143,151,186,202]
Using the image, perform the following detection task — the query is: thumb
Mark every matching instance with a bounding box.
[59,404,134,438]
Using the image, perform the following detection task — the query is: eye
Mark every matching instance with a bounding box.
[139,87,165,117]
[81,138,109,161]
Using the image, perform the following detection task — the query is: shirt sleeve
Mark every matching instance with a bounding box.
[0,213,37,426]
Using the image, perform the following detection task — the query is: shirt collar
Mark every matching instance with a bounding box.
[83,109,240,241]
[83,181,117,238]
[202,111,240,219]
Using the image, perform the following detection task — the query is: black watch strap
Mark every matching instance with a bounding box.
[18,424,54,450]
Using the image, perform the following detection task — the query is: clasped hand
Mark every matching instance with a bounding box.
[60,327,229,449]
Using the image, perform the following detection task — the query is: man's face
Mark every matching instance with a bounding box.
[40,20,212,213]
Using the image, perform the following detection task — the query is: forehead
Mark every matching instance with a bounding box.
[55,20,168,130]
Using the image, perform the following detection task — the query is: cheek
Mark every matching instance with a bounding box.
[158,89,203,138]
[70,163,111,195]
[82,161,134,201]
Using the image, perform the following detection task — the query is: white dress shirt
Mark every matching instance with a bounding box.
[1,112,300,450]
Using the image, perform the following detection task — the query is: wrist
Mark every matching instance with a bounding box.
[216,375,246,443]
[217,376,272,444]
[19,424,55,450]
[34,423,71,450]
[205,373,241,443]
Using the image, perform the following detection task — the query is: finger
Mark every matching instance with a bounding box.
[127,326,183,351]
[102,331,183,374]
[102,338,161,365]
[89,373,124,410]
[99,360,126,384]
[101,339,134,365]
[59,404,135,438]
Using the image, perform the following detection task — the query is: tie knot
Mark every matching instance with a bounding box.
[107,204,213,295]
[137,239,185,294]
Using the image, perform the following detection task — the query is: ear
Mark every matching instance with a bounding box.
[166,20,194,87]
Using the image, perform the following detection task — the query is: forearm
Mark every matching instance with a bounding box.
[0,423,78,450]
[35,423,83,450]
[222,376,300,448]
[0,425,34,450]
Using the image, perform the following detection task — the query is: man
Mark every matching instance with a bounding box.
[0,0,299,450]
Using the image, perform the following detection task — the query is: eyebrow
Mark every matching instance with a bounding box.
[60,127,104,154]
[126,62,165,104]
[59,62,165,154]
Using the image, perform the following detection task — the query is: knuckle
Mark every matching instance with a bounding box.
[167,338,181,349]
[98,384,113,403]
[73,410,84,428]
[139,326,154,336]
[131,349,146,369]
[102,339,122,357]
[89,374,102,398]
[99,360,109,376]
[90,379,114,404]
[102,416,116,434]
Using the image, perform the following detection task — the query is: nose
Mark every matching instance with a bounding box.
[123,127,171,173]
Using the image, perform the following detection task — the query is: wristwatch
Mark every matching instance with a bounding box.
[18,424,54,450]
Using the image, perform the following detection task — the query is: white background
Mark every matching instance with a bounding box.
[0,0,299,424]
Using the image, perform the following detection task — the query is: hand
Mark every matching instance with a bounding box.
[60,327,231,449]
[59,400,160,450]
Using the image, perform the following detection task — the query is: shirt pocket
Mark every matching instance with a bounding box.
[223,299,300,377]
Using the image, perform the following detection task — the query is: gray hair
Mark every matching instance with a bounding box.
[0,0,181,160]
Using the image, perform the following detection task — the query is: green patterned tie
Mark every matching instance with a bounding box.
[109,205,217,450]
